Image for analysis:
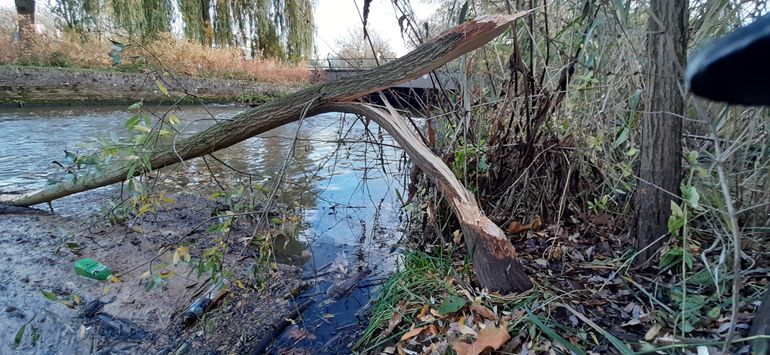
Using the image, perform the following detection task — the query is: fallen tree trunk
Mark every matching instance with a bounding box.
[1,14,526,207]
[1,14,533,293]
[327,102,533,293]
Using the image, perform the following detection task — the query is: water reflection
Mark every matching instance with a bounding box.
[0,104,408,353]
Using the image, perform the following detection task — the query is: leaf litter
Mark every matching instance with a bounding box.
[358,211,764,354]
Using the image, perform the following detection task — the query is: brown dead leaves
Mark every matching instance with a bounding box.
[383,301,407,337]
[504,216,541,234]
[469,303,497,320]
[380,291,514,355]
[451,321,511,355]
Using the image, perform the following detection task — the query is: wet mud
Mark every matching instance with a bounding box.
[0,188,304,354]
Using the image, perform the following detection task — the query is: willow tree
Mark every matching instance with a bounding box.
[110,0,172,39]
[177,0,313,60]
[212,0,234,46]
[254,0,285,59]
[284,0,313,61]
[179,0,211,45]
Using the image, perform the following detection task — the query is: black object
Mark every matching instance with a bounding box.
[181,279,229,326]
[686,14,770,105]
[181,297,213,325]
[80,300,151,341]
[686,12,770,354]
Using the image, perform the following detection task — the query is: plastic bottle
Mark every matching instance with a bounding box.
[74,258,112,280]
[182,279,229,325]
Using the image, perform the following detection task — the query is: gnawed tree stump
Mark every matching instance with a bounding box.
[1,14,533,293]
[325,102,533,293]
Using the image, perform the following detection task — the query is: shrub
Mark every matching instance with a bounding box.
[0,18,308,85]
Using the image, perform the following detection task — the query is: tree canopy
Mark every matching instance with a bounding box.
[46,0,315,61]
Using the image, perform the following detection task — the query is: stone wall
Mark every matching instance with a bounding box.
[0,66,302,106]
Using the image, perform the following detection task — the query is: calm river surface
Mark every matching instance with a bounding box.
[0,104,408,353]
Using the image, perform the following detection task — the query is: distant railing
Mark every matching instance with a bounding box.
[310,57,397,70]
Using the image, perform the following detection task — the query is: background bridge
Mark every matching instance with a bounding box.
[310,57,458,91]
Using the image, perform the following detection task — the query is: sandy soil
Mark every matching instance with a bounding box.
[0,187,304,354]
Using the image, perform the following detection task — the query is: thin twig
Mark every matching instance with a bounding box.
[711,120,744,353]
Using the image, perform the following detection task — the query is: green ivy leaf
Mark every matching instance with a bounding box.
[680,320,694,333]
[690,268,714,285]
[439,295,467,315]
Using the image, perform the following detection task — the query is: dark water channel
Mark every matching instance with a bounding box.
[0,105,408,353]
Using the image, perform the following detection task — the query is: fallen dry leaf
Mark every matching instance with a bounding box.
[451,321,511,355]
[430,309,444,318]
[401,326,427,341]
[469,303,497,320]
[451,322,477,336]
[383,302,406,336]
[418,304,430,318]
[644,324,661,341]
[531,216,542,229]
[505,222,531,234]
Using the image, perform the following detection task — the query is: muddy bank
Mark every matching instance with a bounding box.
[0,66,303,107]
[0,108,407,353]
[0,187,306,354]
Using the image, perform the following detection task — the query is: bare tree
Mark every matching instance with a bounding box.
[634,0,688,264]
[330,27,396,68]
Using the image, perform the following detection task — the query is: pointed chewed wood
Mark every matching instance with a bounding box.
[322,102,532,293]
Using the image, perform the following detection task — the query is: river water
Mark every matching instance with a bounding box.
[0,104,408,353]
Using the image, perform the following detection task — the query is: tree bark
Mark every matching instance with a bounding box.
[14,0,35,53]
[0,14,533,293]
[201,0,212,47]
[633,1,687,264]
[327,102,532,293]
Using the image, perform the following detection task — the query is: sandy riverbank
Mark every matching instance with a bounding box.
[0,185,306,354]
